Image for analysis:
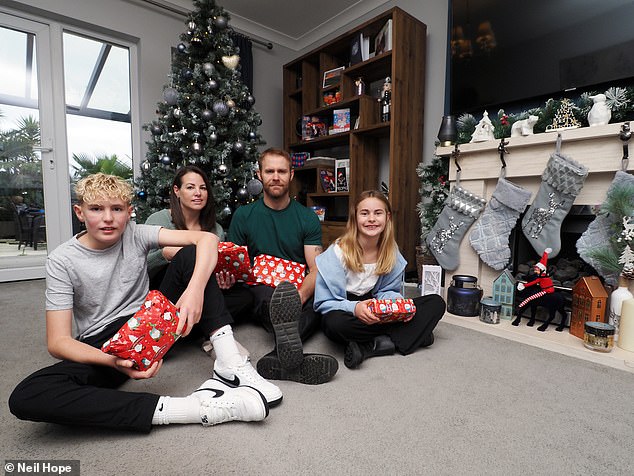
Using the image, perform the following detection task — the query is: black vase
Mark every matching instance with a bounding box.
[438,115,458,146]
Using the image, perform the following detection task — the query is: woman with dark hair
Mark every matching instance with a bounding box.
[146,166,224,289]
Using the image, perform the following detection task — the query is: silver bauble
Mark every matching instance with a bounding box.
[207,79,218,90]
[161,155,171,165]
[232,141,245,155]
[203,62,215,77]
[163,87,179,105]
[141,160,151,171]
[212,101,228,116]
[221,205,232,218]
[201,109,214,121]
[217,163,229,176]
[247,178,263,196]
[192,142,203,154]
[236,187,249,203]
[214,16,228,29]
[172,108,182,118]
[209,132,218,144]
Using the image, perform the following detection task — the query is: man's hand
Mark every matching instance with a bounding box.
[114,358,163,379]
[354,300,380,325]
[215,270,236,290]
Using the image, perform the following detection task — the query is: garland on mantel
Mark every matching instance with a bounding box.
[456,85,634,145]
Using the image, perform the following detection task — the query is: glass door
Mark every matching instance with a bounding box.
[0,13,70,281]
[0,10,134,282]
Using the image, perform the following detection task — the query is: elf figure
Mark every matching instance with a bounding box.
[516,248,554,307]
[512,248,567,332]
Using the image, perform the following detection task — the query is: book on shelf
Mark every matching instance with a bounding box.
[350,33,363,65]
[374,19,392,56]
[350,33,371,65]
[335,158,350,192]
[319,169,336,193]
[331,108,351,134]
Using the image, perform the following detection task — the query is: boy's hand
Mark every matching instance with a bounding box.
[354,300,380,325]
[175,288,204,336]
[114,358,162,379]
[215,270,236,289]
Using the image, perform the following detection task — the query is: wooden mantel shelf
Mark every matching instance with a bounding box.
[436,122,631,184]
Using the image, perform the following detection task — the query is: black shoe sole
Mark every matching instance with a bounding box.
[269,281,303,368]
[256,353,338,385]
[344,342,364,369]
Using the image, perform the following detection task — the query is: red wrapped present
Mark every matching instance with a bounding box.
[247,254,306,289]
[368,298,417,323]
[101,290,180,371]
[216,241,251,282]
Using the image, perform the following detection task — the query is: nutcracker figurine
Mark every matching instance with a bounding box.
[380,76,391,122]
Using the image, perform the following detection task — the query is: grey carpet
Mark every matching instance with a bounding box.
[2,279,634,475]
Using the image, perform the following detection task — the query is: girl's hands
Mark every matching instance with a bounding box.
[354,299,380,325]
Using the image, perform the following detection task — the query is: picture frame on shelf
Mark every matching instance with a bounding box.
[323,66,345,88]
[331,108,351,134]
[374,19,392,56]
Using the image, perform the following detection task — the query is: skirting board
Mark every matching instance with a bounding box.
[443,312,634,374]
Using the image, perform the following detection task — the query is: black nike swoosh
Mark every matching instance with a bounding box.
[192,388,224,398]
[214,373,240,387]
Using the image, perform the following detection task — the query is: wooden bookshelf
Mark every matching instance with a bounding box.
[283,7,426,270]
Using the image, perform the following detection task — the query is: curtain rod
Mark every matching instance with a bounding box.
[139,1,274,49]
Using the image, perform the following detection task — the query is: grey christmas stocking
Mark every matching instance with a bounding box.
[521,147,588,257]
[426,186,486,271]
[469,177,532,270]
[577,170,634,287]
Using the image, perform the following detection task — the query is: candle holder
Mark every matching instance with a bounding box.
[438,114,458,146]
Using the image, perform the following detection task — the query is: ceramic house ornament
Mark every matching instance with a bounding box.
[470,110,496,142]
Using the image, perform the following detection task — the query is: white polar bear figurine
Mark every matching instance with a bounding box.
[510,115,538,137]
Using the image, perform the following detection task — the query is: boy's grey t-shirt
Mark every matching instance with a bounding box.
[45,221,161,340]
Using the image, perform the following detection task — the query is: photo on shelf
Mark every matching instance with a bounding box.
[302,115,327,141]
[323,66,345,88]
[374,19,392,56]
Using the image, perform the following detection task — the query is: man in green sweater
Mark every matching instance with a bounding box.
[218,148,338,385]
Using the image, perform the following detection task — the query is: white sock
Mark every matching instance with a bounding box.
[151,395,201,425]
[211,325,244,369]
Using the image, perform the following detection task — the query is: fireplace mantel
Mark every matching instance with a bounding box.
[436,122,633,296]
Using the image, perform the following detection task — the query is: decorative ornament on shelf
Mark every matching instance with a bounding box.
[222,55,240,70]
[355,77,366,96]
[437,115,458,146]
[469,110,496,142]
[510,115,538,137]
[545,98,581,132]
[587,94,612,126]
[379,76,391,122]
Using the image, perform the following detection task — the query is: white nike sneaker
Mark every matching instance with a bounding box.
[213,357,284,407]
[192,378,269,426]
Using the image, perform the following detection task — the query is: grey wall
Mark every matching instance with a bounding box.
[2,0,448,168]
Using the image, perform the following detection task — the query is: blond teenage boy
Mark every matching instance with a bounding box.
[9,173,280,432]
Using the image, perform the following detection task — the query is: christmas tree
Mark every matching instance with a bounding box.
[135,0,264,225]
[416,153,449,253]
